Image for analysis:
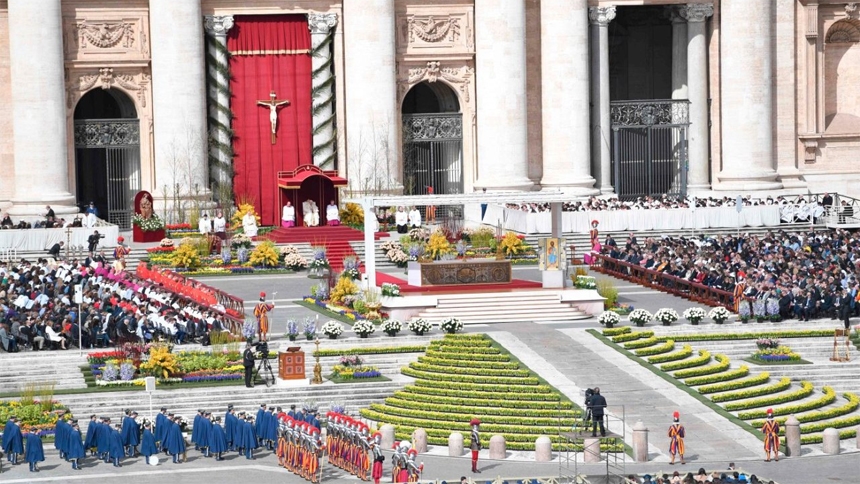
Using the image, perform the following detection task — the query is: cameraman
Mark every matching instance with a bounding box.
[87,230,103,257]
[243,343,255,388]
[588,387,607,437]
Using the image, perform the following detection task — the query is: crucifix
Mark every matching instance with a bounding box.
[257,90,290,144]
[64,226,72,260]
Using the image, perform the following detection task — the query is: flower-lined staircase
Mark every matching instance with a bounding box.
[257,225,386,272]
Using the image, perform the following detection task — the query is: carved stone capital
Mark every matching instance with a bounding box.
[681,4,714,23]
[398,61,474,104]
[308,13,338,35]
[74,20,136,49]
[203,16,235,37]
[588,6,616,26]
[68,67,151,109]
[847,3,859,18]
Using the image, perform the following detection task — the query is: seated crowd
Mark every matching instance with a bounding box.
[625,467,771,484]
[600,228,860,322]
[0,257,236,353]
[505,194,825,214]
[0,204,102,230]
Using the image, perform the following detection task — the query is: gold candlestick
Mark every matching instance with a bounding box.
[312,338,323,384]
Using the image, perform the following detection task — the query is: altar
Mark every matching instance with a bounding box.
[407,259,512,287]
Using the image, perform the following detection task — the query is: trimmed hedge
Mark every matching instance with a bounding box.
[371,401,578,427]
[660,350,711,372]
[414,379,552,394]
[391,430,624,452]
[799,428,857,444]
[430,338,493,348]
[672,354,730,379]
[417,356,520,370]
[794,415,860,435]
[655,330,837,343]
[313,345,428,357]
[724,381,814,411]
[602,327,631,337]
[394,390,573,411]
[698,372,769,394]
[623,337,659,349]
[684,366,749,386]
[405,384,559,401]
[710,377,790,403]
[409,361,531,377]
[647,344,693,364]
[362,408,568,436]
[750,393,859,427]
[382,397,579,420]
[425,350,510,362]
[402,367,540,385]
[428,345,501,355]
[738,386,836,419]
[634,340,675,357]
[612,331,653,343]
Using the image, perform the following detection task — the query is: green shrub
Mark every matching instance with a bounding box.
[597,278,618,309]
[684,366,749,386]
[661,350,711,372]
[648,345,693,364]
[697,372,770,394]
[672,354,730,379]
[711,377,790,403]
[724,381,814,411]
[738,386,836,419]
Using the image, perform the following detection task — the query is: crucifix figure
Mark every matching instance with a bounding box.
[257,90,290,144]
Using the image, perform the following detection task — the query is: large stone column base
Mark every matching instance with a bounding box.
[474,178,535,191]
[541,177,600,196]
[686,183,712,194]
[7,195,78,221]
[714,170,782,191]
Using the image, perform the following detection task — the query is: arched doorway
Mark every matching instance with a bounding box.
[401,81,463,221]
[74,88,141,228]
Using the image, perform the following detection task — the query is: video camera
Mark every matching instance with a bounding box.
[253,341,269,359]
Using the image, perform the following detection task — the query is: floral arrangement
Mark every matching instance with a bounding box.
[339,202,365,228]
[455,240,467,257]
[407,245,424,261]
[119,362,136,381]
[221,247,232,265]
[250,240,279,267]
[766,298,781,321]
[756,338,780,350]
[330,276,359,305]
[310,245,330,270]
[708,306,731,324]
[166,223,191,231]
[381,319,402,336]
[408,318,432,335]
[682,307,706,325]
[237,247,250,264]
[331,365,381,380]
[280,245,300,256]
[303,317,317,340]
[102,361,119,381]
[598,311,621,327]
[284,253,309,271]
[751,345,801,362]
[352,320,376,337]
[286,319,300,340]
[499,231,527,257]
[242,319,257,340]
[752,299,767,322]
[654,308,679,326]
[133,213,165,232]
[381,283,401,297]
[440,317,464,334]
[160,238,175,247]
[139,345,179,379]
[322,320,344,339]
[341,256,361,280]
[230,202,260,231]
[738,301,752,322]
[380,240,401,253]
[87,350,126,365]
[628,308,653,327]
[575,275,597,289]
[339,355,364,367]
[231,234,253,250]
[425,230,452,259]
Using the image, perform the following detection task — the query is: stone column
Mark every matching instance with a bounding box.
[670,9,688,100]
[540,0,597,194]
[204,15,234,197]
[632,421,649,462]
[308,13,338,169]
[589,7,616,194]
[7,0,77,217]
[784,415,800,457]
[149,0,209,199]
[683,3,713,192]
[717,0,781,190]
[343,0,399,191]
[474,0,533,191]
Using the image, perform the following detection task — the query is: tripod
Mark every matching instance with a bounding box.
[254,354,276,387]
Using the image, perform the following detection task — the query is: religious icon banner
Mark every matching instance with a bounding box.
[228,15,313,226]
[538,237,565,271]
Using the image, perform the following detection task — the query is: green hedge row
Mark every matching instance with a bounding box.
[374,400,578,427]
[654,330,837,343]
[684,365,749,386]
[429,345,501,355]
[738,387,835,420]
[425,350,510,362]
[430,338,492,348]
[634,340,675,357]
[381,397,579,421]
[603,327,631,337]
[612,331,653,343]
[799,428,857,444]
[697,372,769,394]
[724,381,814,411]
[647,344,693,364]
[409,361,530,377]
[414,378,548,393]
[417,356,520,370]
[391,430,624,452]
[750,393,859,427]
[623,337,659,349]
[402,367,540,385]
[405,383,559,401]
[660,350,711,372]
[794,415,860,435]
[673,355,730,379]
[313,345,428,357]
[362,407,569,436]
[393,390,573,411]
[711,377,790,403]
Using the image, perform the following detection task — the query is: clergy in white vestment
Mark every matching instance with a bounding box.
[408,206,421,228]
[213,211,227,239]
[395,206,409,234]
[282,201,296,228]
[326,200,340,226]
[198,214,211,234]
[242,211,258,237]
[303,199,319,227]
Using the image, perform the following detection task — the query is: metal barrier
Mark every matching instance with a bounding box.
[0,248,17,262]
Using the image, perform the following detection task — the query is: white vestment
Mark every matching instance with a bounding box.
[326,204,340,223]
[303,201,319,227]
[242,213,258,237]
[198,217,211,234]
[282,205,295,222]
[408,209,421,227]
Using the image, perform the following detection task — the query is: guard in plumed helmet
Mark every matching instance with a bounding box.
[762,408,780,462]
[254,292,275,342]
[668,411,686,465]
[371,432,384,484]
[406,448,424,482]
[469,418,482,473]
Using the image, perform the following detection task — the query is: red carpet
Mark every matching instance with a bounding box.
[257,226,387,272]
[374,271,542,294]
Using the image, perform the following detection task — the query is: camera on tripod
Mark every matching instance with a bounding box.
[253,341,269,359]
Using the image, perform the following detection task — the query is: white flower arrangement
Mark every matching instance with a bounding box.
[629,308,653,327]
[159,238,175,247]
[683,307,707,325]
[386,248,409,265]
[407,318,432,335]
[284,253,309,270]
[231,234,252,250]
[381,319,402,336]
[280,245,300,255]
[440,317,464,334]
[381,283,401,297]
[321,320,344,338]
[708,306,731,324]
[380,240,402,253]
[132,213,165,232]
[352,320,376,337]
[654,308,679,326]
[597,311,621,327]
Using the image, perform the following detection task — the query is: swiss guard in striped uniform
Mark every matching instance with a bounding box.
[762,408,780,462]
[254,292,274,342]
[668,411,686,465]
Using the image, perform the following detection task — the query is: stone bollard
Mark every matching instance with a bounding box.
[534,436,553,462]
[632,421,649,462]
[412,428,428,453]
[448,432,464,457]
[856,425,860,451]
[822,428,840,455]
[380,424,396,449]
[489,434,506,459]
[583,437,601,463]
[784,416,800,457]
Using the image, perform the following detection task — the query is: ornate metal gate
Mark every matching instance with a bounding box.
[74,119,141,229]
[610,100,690,199]
[402,113,463,221]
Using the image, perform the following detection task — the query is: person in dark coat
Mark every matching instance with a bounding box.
[266,407,279,451]
[54,417,68,460]
[154,408,168,451]
[198,412,212,457]
[24,427,45,472]
[140,421,158,465]
[589,387,608,437]
[243,343,255,388]
[121,410,140,457]
[108,424,124,467]
[96,417,111,462]
[67,421,86,470]
[3,416,23,464]
[209,416,228,461]
[83,415,98,456]
[254,403,267,446]
[165,416,186,464]
[192,409,204,451]
[241,416,258,460]
[224,405,236,451]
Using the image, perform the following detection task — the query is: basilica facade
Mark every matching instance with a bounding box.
[0,0,858,226]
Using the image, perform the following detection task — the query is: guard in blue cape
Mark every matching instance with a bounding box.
[54,415,68,460]
[192,409,205,451]
[209,416,228,461]
[287,404,298,420]
[165,416,186,463]
[266,407,280,451]
[154,407,168,451]
[140,421,158,465]
[84,415,98,456]
[255,403,267,446]
[241,415,259,460]
[234,411,246,454]
[161,413,176,453]
[23,427,45,472]
[67,421,86,470]
[225,405,237,451]
[121,410,141,457]
[199,411,213,457]
[3,416,23,465]
[108,423,125,467]
[96,417,112,462]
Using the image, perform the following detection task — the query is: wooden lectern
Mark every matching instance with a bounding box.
[830,329,851,362]
[279,348,306,380]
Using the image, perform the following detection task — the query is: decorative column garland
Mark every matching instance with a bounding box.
[204,15,235,198]
[308,13,339,169]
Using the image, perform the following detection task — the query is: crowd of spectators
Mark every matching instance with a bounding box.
[0,256,236,354]
[625,467,770,483]
[0,203,103,230]
[600,227,860,323]
[504,194,831,214]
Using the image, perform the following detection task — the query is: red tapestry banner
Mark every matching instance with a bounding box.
[228,15,312,226]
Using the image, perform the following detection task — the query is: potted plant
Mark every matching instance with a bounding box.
[352,320,376,339]
[738,302,751,323]
[654,308,679,326]
[286,319,299,342]
[381,283,401,298]
[303,318,317,341]
[597,311,620,328]
[322,321,344,340]
[753,300,767,323]
[407,318,432,336]
[708,306,731,325]
[682,307,706,326]
[381,319,402,337]
[629,309,653,327]
[766,298,781,322]
[440,317,464,334]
